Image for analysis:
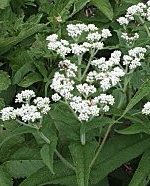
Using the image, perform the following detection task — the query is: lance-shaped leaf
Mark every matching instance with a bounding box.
[2,160,44,179]
[40,142,57,174]
[90,134,150,184]
[91,0,113,20]
[0,126,37,148]
[19,161,77,186]
[69,142,97,186]
[128,148,150,186]
[123,77,150,117]
[18,72,43,87]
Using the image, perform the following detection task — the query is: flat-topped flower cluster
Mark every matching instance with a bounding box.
[48,23,124,121]
[117,1,150,25]
[1,90,50,122]
[46,23,111,58]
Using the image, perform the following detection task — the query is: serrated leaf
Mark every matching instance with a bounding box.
[0,126,37,148]
[91,134,150,184]
[0,71,11,91]
[128,148,150,186]
[69,142,97,186]
[91,0,113,20]
[123,78,150,117]
[18,72,43,87]
[3,160,44,179]
[0,166,12,186]
[19,161,77,186]
[40,142,57,174]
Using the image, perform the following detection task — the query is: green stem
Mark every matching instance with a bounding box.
[38,130,76,171]
[16,119,38,129]
[78,55,82,81]
[138,15,150,37]
[45,80,51,97]
[80,123,86,145]
[90,123,113,168]
[54,149,76,171]
[38,131,51,144]
[81,50,95,80]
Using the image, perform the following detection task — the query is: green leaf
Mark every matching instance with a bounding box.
[69,142,97,186]
[12,63,35,84]
[0,126,37,148]
[69,0,90,17]
[50,103,80,140]
[123,78,150,117]
[0,0,10,9]
[91,134,150,184]
[128,148,150,186]
[91,0,113,20]
[0,98,5,109]
[40,142,57,174]
[0,166,12,186]
[19,161,77,186]
[0,71,11,91]
[18,72,43,87]
[34,61,48,79]
[3,160,44,179]
[86,117,115,131]
[0,24,45,54]
[116,123,150,135]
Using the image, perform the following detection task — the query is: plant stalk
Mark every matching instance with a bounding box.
[80,123,86,145]
[38,130,76,171]
[90,123,113,168]
[138,15,150,37]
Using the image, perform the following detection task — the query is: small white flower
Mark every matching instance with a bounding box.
[1,107,17,121]
[34,97,50,114]
[76,83,96,96]
[15,90,36,103]
[86,32,101,41]
[142,102,150,115]
[52,93,61,102]
[117,17,129,25]
[87,24,98,31]
[16,104,41,122]
[101,29,112,38]
[46,34,58,42]
[71,44,88,55]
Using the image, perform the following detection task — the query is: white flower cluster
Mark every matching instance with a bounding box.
[121,33,139,44]
[51,57,116,121]
[15,90,35,103]
[48,24,117,122]
[76,83,96,96]
[142,102,150,115]
[58,59,77,77]
[69,94,114,121]
[123,47,147,69]
[117,1,150,25]
[87,51,125,91]
[46,34,71,58]
[1,90,50,122]
[50,72,74,100]
[46,23,112,58]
